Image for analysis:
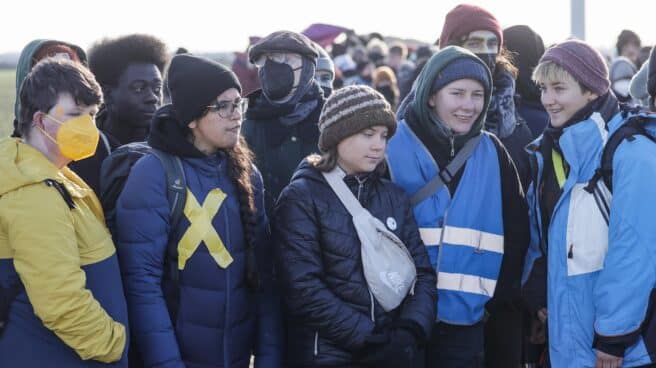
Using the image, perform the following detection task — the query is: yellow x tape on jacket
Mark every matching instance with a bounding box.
[178,188,234,270]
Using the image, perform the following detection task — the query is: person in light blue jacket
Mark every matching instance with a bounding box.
[523,39,656,368]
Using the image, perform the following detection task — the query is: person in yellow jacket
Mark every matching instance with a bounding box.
[0,58,128,367]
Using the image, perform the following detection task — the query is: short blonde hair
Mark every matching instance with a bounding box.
[532,60,587,92]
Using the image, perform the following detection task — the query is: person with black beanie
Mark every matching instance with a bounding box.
[504,25,549,139]
[114,54,282,368]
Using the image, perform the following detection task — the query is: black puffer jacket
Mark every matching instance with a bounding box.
[272,160,437,367]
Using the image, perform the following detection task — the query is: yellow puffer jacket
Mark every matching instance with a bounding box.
[0,138,128,367]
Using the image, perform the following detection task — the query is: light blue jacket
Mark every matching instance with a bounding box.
[524,110,656,367]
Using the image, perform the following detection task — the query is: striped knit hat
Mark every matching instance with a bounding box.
[317,85,397,152]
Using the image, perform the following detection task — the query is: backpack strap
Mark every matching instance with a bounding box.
[584,115,656,225]
[410,134,482,207]
[99,131,112,156]
[44,179,76,210]
[149,149,187,322]
[590,116,655,193]
[150,149,187,231]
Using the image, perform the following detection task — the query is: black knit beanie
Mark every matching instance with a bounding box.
[167,54,241,126]
[317,85,396,152]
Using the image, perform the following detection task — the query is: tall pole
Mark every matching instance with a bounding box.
[571,0,586,40]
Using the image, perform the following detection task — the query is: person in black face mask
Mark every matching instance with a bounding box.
[242,31,326,214]
[439,4,533,190]
[434,4,535,368]
[313,42,336,98]
[373,66,400,110]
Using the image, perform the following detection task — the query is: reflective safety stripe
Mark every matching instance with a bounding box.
[419,226,504,254]
[178,188,234,270]
[438,271,497,297]
[419,227,442,246]
[552,149,567,189]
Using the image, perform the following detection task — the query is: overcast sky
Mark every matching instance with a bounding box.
[2,0,653,55]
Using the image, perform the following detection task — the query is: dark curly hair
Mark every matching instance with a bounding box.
[88,34,168,88]
[225,136,261,290]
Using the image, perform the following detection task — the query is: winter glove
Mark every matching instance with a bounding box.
[357,327,419,368]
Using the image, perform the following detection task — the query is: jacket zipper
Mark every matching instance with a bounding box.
[435,209,449,323]
[368,289,376,322]
[355,176,367,201]
[314,331,319,356]
[449,136,455,159]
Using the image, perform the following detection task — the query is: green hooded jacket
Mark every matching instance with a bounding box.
[398,46,492,155]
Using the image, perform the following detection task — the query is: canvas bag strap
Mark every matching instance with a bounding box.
[322,167,368,218]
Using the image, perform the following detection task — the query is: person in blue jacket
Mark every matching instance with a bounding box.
[390,46,530,367]
[115,54,282,368]
[523,39,656,367]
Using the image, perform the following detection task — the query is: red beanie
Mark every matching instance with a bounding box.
[439,4,503,49]
[34,44,81,64]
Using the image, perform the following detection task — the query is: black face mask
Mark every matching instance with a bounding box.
[376,86,396,106]
[475,53,497,75]
[321,86,333,98]
[259,59,300,101]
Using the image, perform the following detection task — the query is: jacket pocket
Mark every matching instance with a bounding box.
[565,183,610,276]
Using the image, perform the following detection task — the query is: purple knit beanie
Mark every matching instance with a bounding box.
[539,39,610,95]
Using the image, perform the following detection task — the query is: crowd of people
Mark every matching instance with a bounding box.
[1,3,656,368]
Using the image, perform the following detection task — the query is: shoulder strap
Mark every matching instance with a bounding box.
[322,168,367,218]
[150,149,187,229]
[149,149,187,321]
[595,116,655,193]
[44,179,76,210]
[410,134,483,206]
[99,131,112,155]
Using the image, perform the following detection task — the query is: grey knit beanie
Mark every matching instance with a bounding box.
[317,85,396,152]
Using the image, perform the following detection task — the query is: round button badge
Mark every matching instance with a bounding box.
[386,217,397,231]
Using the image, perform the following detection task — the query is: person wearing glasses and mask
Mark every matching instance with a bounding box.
[115,54,282,368]
[241,31,325,215]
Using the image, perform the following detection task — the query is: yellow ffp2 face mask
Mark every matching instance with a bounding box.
[39,113,100,161]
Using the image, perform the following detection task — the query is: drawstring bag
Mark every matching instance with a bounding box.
[323,167,416,311]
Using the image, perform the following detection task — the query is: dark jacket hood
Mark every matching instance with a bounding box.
[147,104,206,158]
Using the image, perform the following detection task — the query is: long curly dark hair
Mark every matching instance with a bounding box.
[225,136,260,290]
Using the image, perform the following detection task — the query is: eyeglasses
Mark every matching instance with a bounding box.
[206,99,248,118]
[253,52,302,68]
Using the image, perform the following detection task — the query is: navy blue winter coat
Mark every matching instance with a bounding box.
[115,105,282,368]
[272,161,436,367]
